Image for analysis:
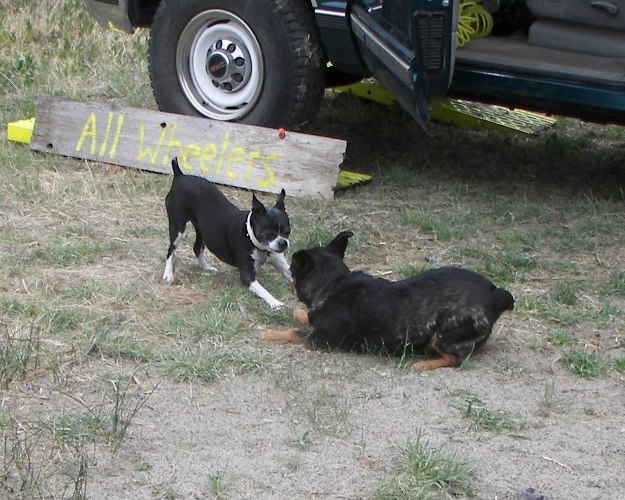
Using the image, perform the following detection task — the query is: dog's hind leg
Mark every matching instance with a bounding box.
[191,221,217,273]
[259,328,308,346]
[414,353,460,371]
[163,230,184,282]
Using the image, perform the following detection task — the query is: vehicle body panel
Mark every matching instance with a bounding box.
[84,0,625,127]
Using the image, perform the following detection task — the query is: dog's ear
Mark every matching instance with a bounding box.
[290,250,313,276]
[326,231,354,259]
[274,189,286,211]
[252,194,267,215]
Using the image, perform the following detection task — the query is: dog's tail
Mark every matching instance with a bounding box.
[171,157,183,177]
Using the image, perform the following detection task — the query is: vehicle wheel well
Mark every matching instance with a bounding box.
[129,0,161,27]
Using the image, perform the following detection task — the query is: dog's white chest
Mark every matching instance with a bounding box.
[252,248,269,271]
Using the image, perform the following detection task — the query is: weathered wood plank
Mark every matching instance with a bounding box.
[30,96,345,199]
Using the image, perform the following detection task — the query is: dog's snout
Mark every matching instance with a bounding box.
[277,238,289,252]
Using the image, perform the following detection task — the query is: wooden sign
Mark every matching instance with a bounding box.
[30,96,346,199]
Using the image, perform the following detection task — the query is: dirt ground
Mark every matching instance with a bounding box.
[6,203,625,499]
[77,312,624,499]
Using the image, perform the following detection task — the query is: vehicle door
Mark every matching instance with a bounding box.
[350,0,458,129]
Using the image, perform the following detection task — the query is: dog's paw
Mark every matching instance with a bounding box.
[413,361,427,372]
[162,258,175,282]
[263,295,284,311]
[293,308,309,325]
[197,254,217,272]
[414,354,458,372]
[266,298,284,310]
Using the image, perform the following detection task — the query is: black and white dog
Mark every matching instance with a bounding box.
[162,158,292,309]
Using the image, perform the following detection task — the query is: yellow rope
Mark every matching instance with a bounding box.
[457,0,494,48]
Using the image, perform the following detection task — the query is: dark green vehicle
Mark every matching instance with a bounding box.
[85,0,625,131]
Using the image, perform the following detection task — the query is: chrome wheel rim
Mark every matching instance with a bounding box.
[176,10,263,120]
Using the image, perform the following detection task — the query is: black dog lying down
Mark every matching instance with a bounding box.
[261,231,514,371]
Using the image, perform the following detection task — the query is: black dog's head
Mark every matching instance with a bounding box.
[290,231,353,308]
[249,189,291,253]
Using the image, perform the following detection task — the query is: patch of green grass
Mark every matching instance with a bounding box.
[399,209,477,241]
[154,485,177,500]
[0,323,41,388]
[565,348,609,378]
[450,243,490,262]
[90,332,156,363]
[0,0,151,108]
[510,297,538,314]
[55,279,140,307]
[209,284,247,311]
[158,345,277,383]
[507,200,552,224]
[542,131,583,160]
[5,52,36,87]
[613,357,625,373]
[32,240,104,267]
[123,225,165,239]
[459,397,523,433]
[1,419,47,497]
[497,363,524,376]
[529,300,581,326]
[58,374,155,451]
[529,334,549,352]
[0,297,38,317]
[546,330,576,347]
[574,212,625,238]
[0,409,13,430]
[292,223,337,250]
[290,430,314,450]
[484,253,537,284]
[550,281,579,306]
[375,433,474,500]
[538,379,558,416]
[584,303,622,325]
[377,165,424,188]
[46,413,104,446]
[602,270,625,297]
[57,283,98,302]
[301,388,352,438]
[45,307,84,333]
[207,470,230,499]
[255,301,293,324]
[497,230,536,251]
[160,306,244,342]
[394,261,431,278]
[549,232,595,253]
[3,303,86,334]
[106,376,155,451]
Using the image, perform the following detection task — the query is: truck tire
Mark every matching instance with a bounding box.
[148,0,326,129]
